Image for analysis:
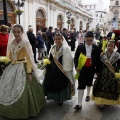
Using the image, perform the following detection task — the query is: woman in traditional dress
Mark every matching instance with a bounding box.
[91,40,120,108]
[0,24,46,119]
[43,33,75,106]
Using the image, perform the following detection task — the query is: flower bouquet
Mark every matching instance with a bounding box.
[38,57,51,70]
[0,56,10,76]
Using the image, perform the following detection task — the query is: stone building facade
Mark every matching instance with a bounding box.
[0,0,93,33]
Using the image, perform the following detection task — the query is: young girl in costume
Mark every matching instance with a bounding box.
[43,33,75,106]
[0,24,46,119]
[92,40,120,107]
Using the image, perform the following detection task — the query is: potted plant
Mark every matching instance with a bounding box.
[14,10,23,15]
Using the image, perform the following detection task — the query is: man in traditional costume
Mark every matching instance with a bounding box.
[74,31,101,110]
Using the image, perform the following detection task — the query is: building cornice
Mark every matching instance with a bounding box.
[49,0,93,19]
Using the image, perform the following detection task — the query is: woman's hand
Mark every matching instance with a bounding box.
[28,73,32,82]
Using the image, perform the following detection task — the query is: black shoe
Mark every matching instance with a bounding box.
[59,102,63,106]
[74,105,82,110]
[35,61,39,63]
[85,96,90,102]
[100,105,104,109]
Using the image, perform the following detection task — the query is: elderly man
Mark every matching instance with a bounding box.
[27,25,38,63]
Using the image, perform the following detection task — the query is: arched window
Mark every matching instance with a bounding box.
[115,0,119,5]
[36,10,44,18]
[57,15,63,29]
[36,9,46,32]
[57,15,62,22]
[114,10,119,19]
[0,0,16,25]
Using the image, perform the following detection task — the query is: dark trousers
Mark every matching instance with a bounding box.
[47,42,51,54]
[78,66,95,89]
[32,45,37,62]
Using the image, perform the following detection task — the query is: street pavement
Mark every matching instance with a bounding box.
[0,85,120,120]
[0,42,120,120]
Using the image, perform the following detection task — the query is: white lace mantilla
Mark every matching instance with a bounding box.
[101,51,120,65]
[50,45,75,84]
[51,45,73,71]
[0,63,26,106]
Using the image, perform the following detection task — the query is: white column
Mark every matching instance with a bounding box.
[32,1,36,34]
[47,1,50,27]
[75,15,80,31]
[83,19,86,30]
[23,0,29,31]
[30,1,35,26]
[49,6,54,27]
[53,7,57,28]
[64,9,68,29]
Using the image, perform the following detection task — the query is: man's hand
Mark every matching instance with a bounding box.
[76,68,80,73]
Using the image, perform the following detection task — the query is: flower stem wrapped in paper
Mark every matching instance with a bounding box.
[74,53,87,80]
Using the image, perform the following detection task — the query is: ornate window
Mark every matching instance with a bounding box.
[0,1,3,10]
[36,9,44,18]
[0,0,13,12]
[114,10,119,19]
[0,15,4,20]
[80,21,82,26]
[115,0,119,5]
[57,15,62,22]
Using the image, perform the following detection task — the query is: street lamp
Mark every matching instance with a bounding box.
[2,0,8,25]
[66,12,72,30]
[12,0,25,24]
[87,19,92,30]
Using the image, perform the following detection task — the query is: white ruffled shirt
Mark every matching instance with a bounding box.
[85,44,92,58]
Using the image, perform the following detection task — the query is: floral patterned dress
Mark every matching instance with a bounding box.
[91,51,120,105]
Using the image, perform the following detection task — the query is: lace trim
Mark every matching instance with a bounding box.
[0,64,26,106]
